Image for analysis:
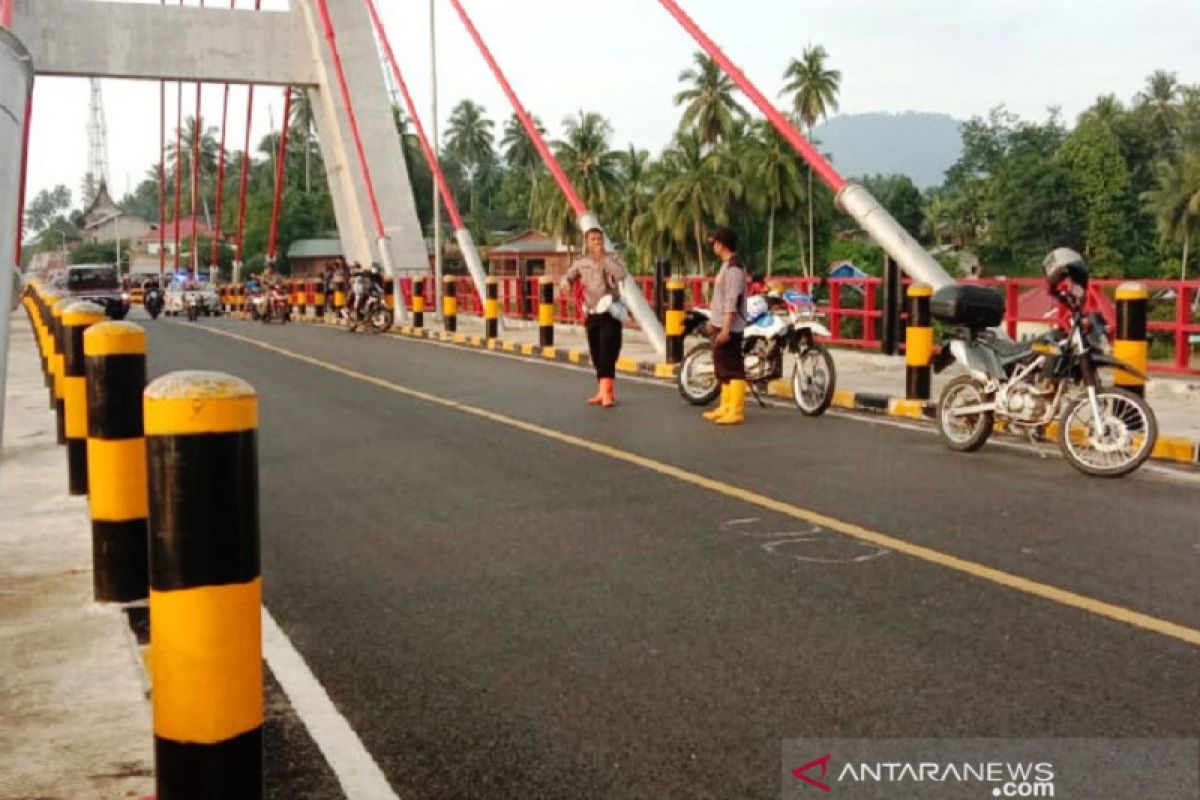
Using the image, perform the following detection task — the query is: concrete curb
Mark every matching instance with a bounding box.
[273,314,1200,470]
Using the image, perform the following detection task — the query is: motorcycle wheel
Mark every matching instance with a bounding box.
[1057,387,1157,478]
[792,344,836,417]
[936,375,994,452]
[149,308,160,320]
[678,342,721,406]
[370,307,394,333]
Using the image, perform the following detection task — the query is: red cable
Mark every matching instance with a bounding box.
[0,0,11,29]
[313,0,388,240]
[447,0,586,216]
[159,80,166,277]
[191,82,202,278]
[234,0,263,267]
[174,80,182,273]
[14,90,31,266]
[212,82,230,268]
[655,0,846,192]
[266,87,292,263]
[363,0,464,231]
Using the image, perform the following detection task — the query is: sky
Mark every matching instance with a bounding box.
[22,0,1200,212]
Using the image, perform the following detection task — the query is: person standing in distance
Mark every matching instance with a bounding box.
[704,227,749,425]
[560,223,628,407]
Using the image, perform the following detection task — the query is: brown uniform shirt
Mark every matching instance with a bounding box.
[560,254,629,312]
[709,256,747,333]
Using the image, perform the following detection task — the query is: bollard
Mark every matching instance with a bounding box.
[51,299,72,443]
[314,280,326,320]
[1114,283,1149,397]
[905,283,933,401]
[443,275,457,333]
[383,277,395,310]
[881,255,901,357]
[85,321,149,603]
[146,371,262,800]
[665,278,686,364]
[333,280,347,319]
[485,277,499,340]
[63,302,107,495]
[538,277,554,348]
[412,276,425,329]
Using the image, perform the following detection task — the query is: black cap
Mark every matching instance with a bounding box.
[708,227,737,251]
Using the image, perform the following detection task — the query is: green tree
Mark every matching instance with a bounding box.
[673,52,747,148]
[858,174,923,239]
[444,99,496,216]
[653,130,740,273]
[744,122,803,275]
[782,45,841,277]
[24,185,72,234]
[1056,117,1133,273]
[289,87,317,193]
[1143,152,1200,279]
[501,113,545,220]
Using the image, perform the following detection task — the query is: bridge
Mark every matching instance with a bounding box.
[2,3,1200,799]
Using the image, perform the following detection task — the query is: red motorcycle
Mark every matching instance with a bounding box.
[260,284,291,324]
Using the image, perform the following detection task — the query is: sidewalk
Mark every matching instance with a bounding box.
[0,318,154,799]
[337,310,1200,446]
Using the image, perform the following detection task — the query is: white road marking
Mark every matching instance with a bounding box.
[262,609,400,800]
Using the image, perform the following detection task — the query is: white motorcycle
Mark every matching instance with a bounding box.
[678,288,837,416]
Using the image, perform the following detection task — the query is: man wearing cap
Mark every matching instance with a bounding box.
[704,227,749,425]
[560,224,628,407]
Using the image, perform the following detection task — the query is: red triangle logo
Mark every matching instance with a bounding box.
[792,753,832,792]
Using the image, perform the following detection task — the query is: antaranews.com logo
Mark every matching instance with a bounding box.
[791,752,1055,797]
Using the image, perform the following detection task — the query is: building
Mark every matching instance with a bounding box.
[1014,285,1116,341]
[81,182,152,245]
[486,230,573,280]
[287,239,345,278]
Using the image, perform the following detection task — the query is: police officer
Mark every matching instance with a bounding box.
[560,221,628,407]
[704,227,749,425]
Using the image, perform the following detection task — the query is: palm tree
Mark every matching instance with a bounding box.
[165,116,221,219]
[444,99,496,214]
[1083,94,1125,127]
[557,111,622,212]
[289,87,317,192]
[673,51,748,148]
[745,122,804,276]
[615,145,654,248]
[1144,153,1200,279]
[501,113,545,218]
[653,130,740,273]
[782,45,841,278]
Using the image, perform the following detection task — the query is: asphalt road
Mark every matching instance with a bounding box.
[143,313,1200,800]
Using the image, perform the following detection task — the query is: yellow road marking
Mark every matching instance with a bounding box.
[195,325,1200,649]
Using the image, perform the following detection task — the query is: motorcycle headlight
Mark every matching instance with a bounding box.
[121,292,130,301]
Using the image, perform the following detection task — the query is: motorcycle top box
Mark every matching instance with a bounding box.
[930,284,1004,328]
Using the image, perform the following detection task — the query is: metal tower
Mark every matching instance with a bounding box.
[85,77,109,204]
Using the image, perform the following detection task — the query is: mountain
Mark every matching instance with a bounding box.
[812,112,963,190]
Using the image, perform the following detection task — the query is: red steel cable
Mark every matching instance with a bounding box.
[0,0,11,29]
[212,81,230,268]
[446,0,586,216]
[655,0,846,192]
[266,86,292,263]
[159,80,166,277]
[363,0,464,231]
[174,80,182,273]
[234,0,262,267]
[191,82,202,278]
[313,0,387,239]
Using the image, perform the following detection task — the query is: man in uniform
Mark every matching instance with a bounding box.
[703,227,749,425]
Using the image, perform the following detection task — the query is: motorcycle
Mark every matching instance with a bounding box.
[931,284,1157,477]
[144,288,163,320]
[678,288,837,416]
[184,289,202,322]
[343,274,393,333]
[260,284,291,324]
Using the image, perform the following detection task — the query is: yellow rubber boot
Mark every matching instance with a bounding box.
[715,380,746,425]
[703,384,729,421]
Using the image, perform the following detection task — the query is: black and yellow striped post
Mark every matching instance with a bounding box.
[333,278,347,319]
[145,371,262,799]
[314,279,326,320]
[63,302,108,495]
[666,279,686,364]
[538,277,555,348]
[51,299,72,443]
[905,283,933,401]
[443,275,458,333]
[85,322,149,603]
[412,276,425,329]
[31,290,51,394]
[24,290,49,386]
[484,277,499,340]
[1114,282,1149,396]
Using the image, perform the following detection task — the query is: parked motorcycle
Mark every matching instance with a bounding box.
[259,284,291,324]
[185,289,202,322]
[932,284,1157,477]
[343,273,393,333]
[144,288,163,320]
[678,288,836,416]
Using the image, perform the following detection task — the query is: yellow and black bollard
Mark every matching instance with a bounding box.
[51,299,72,443]
[1114,283,1149,397]
[63,302,108,495]
[905,283,933,401]
[485,277,499,340]
[333,279,347,321]
[538,277,555,348]
[665,279,686,364]
[145,371,262,799]
[314,279,326,320]
[412,276,425,329]
[443,275,458,333]
[85,322,149,603]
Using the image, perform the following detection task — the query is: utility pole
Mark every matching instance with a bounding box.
[429,0,443,320]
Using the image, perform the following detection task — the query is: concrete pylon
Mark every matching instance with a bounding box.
[10,0,427,276]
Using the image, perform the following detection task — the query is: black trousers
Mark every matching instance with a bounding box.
[713,332,745,382]
[586,313,623,379]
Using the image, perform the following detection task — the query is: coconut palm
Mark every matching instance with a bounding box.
[289,87,317,192]
[653,130,741,273]
[502,113,545,218]
[615,145,654,247]
[444,100,496,213]
[782,45,841,278]
[673,51,748,148]
[1144,152,1200,279]
[745,122,804,276]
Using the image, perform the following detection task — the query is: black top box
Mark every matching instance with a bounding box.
[930,284,1005,328]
